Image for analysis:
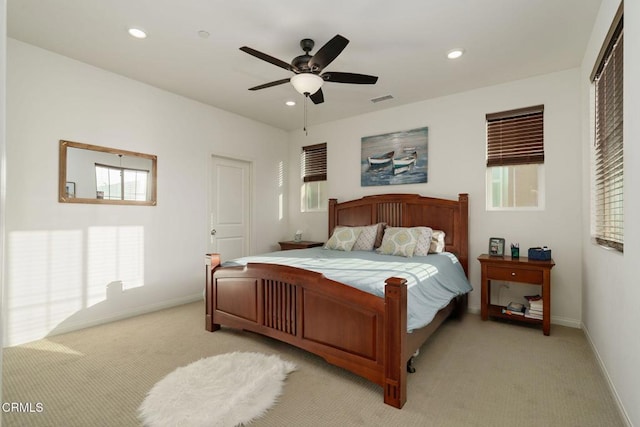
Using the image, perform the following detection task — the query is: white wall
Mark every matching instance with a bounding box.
[288,69,584,327]
[4,39,289,346]
[581,0,639,425]
[1,0,8,413]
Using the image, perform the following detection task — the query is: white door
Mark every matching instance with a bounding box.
[210,156,251,262]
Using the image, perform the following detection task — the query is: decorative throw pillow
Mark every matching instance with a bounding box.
[377,227,418,257]
[429,230,446,253]
[352,224,380,251]
[324,226,362,251]
[410,227,433,256]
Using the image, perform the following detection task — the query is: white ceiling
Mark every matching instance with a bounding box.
[7,0,602,131]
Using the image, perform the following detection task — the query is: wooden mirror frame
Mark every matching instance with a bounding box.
[59,140,157,206]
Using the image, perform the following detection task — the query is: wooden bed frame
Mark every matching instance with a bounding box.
[205,193,469,408]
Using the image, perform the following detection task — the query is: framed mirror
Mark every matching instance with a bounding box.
[59,140,157,205]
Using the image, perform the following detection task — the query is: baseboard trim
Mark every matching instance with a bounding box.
[45,294,204,339]
[550,315,581,329]
[582,322,633,427]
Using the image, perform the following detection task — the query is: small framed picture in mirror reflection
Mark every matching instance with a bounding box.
[66,181,76,198]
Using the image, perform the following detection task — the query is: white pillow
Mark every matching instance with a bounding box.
[324,226,362,251]
[377,227,418,257]
[352,224,380,251]
[429,230,446,253]
[410,227,433,256]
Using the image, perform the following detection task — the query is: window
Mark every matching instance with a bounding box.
[591,7,623,252]
[300,143,327,212]
[486,105,545,209]
[95,164,149,201]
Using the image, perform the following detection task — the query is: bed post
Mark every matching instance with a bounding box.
[384,277,407,409]
[458,193,469,277]
[328,198,338,236]
[205,253,221,332]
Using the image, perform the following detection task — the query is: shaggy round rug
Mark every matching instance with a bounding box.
[138,352,296,427]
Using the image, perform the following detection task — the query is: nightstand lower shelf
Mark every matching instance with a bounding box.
[487,304,542,325]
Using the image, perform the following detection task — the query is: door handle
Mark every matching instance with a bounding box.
[210,229,217,235]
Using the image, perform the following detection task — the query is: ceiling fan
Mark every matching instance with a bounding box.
[240,35,378,104]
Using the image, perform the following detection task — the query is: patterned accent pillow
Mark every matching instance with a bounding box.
[377,227,418,257]
[410,227,433,256]
[324,226,362,251]
[429,230,446,253]
[352,224,380,251]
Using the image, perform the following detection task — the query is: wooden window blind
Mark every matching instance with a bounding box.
[486,105,544,167]
[593,10,623,252]
[301,143,327,182]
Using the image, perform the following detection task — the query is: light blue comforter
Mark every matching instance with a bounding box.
[223,248,473,331]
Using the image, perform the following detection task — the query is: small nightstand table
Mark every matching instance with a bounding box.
[278,240,324,251]
[478,254,555,335]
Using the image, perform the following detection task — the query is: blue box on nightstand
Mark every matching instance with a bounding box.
[528,247,552,261]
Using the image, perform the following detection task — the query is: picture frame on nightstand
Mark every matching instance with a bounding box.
[488,237,505,256]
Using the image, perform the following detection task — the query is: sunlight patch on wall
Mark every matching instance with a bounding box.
[7,230,83,346]
[5,226,147,346]
[87,226,144,306]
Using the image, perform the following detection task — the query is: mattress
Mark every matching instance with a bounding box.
[222,247,473,331]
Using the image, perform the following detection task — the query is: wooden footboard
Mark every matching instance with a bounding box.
[205,254,411,408]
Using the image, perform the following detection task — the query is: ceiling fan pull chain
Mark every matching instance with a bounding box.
[304,95,308,136]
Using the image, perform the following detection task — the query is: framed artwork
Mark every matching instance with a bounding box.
[361,126,428,187]
[489,237,506,256]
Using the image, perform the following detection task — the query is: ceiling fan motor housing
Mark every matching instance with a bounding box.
[292,55,312,72]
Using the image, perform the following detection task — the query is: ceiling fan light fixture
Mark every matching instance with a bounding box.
[291,73,323,96]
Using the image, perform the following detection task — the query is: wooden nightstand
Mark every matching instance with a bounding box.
[478,254,555,335]
[278,240,324,251]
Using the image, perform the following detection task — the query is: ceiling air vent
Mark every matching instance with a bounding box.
[371,94,394,103]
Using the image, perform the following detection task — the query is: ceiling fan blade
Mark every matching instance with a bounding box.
[248,78,291,91]
[322,72,378,85]
[310,88,324,104]
[240,46,298,72]
[308,35,349,72]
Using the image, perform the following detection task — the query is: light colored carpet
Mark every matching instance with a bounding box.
[2,301,626,427]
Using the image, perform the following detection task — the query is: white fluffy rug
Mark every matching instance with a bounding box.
[139,352,296,427]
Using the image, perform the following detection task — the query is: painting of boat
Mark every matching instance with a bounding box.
[392,151,417,175]
[368,150,394,168]
[361,126,428,186]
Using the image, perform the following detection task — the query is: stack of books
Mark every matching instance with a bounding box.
[502,301,525,316]
[524,294,543,319]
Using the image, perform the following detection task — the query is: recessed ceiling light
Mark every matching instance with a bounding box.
[285,101,296,107]
[447,49,464,59]
[128,28,147,39]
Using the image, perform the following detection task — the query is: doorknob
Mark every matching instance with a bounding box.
[210,229,217,235]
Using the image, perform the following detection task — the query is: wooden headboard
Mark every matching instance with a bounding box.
[328,193,469,276]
